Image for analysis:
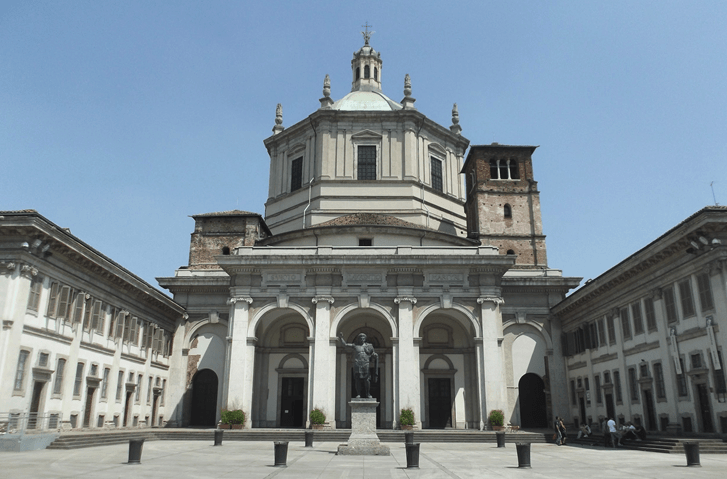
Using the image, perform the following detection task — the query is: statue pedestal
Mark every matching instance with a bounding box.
[337,399,390,456]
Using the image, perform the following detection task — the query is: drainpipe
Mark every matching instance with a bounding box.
[302,178,314,229]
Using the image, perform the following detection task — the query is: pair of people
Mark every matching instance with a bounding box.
[606,417,622,447]
[554,416,567,445]
[577,423,591,440]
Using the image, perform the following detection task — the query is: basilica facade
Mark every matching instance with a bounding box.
[157,36,579,430]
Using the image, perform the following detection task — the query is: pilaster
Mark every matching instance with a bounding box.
[226,296,254,427]
[477,296,507,423]
[394,296,420,427]
[311,296,336,427]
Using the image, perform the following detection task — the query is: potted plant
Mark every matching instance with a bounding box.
[309,408,326,430]
[220,409,246,429]
[488,409,505,431]
[400,408,415,430]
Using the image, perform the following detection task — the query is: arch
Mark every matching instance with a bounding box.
[222,246,230,255]
[331,301,397,339]
[504,204,512,219]
[422,354,455,371]
[364,65,370,79]
[190,369,218,426]
[184,318,228,350]
[249,301,314,339]
[414,301,480,338]
[518,373,547,427]
[502,319,553,351]
[277,353,309,371]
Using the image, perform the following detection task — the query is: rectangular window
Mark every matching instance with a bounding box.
[691,353,702,369]
[91,301,104,333]
[613,370,622,402]
[27,277,43,311]
[101,368,110,399]
[597,319,606,347]
[72,292,85,324]
[14,350,30,390]
[56,285,73,321]
[628,368,639,401]
[663,286,678,323]
[53,358,66,395]
[431,157,443,192]
[116,371,124,401]
[161,379,166,406]
[115,311,125,339]
[108,307,118,338]
[696,273,714,312]
[631,302,644,335]
[620,308,631,340]
[357,145,376,180]
[147,376,153,404]
[46,282,59,318]
[644,297,657,332]
[714,351,726,394]
[607,315,616,345]
[678,279,696,318]
[677,358,688,396]
[73,363,84,397]
[135,374,142,402]
[585,377,591,406]
[290,157,303,192]
[39,352,49,367]
[654,363,666,399]
[570,380,576,405]
[595,374,602,403]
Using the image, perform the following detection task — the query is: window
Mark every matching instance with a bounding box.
[222,246,230,255]
[654,363,666,399]
[677,359,688,396]
[431,157,443,192]
[82,296,93,330]
[678,279,696,318]
[364,64,370,79]
[620,308,631,340]
[489,159,520,180]
[374,67,378,80]
[570,380,576,405]
[644,297,657,331]
[691,353,702,369]
[628,368,639,401]
[696,273,714,312]
[713,351,726,394]
[663,286,678,323]
[54,285,73,321]
[613,370,622,402]
[91,301,104,333]
[73,363,84,397]
[53,359,66,395]
[597,319,606,347]
[27,277,43,311]
[595,374,602,403]
[358,238,372,247]
[504,204,512,219]
[290,157,303,192]
[14,350,30,391]
[357,146,376,180]
[116,371,124,401]
[147,376,153,404]
[607,315,616,345]
[135,374,142,402]
[71,292,85,324]
[585,377,591,406]
[355,67,360,80]
[161,379,166,406]
[101,368,110,399]
[631,302,644,335]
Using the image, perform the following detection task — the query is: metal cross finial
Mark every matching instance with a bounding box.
[361,22,374,45]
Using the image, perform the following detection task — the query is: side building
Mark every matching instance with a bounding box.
[552,206,727,435]
[0,210,185,434]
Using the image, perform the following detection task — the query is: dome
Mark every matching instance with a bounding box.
[332,90,402,111]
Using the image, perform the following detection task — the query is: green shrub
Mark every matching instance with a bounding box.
[309,408,326,425]
[488,409,504,427]
[220,409,246,425]
[399,408,415,426]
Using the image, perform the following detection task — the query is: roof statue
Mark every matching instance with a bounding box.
[450,103,462,135]
[272,103,284,134]
[401,73,416,110]
[361,21,374,45]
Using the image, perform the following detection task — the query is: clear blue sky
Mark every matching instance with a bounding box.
[2,1,726,293]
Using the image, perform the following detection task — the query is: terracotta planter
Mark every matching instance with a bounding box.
[219,424,231,429]
[401,425,414,430]
[492,426,505,431]
[311,424,325,430]
[220,424,244,429]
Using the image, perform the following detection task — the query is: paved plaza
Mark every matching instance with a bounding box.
[2,440,726,479]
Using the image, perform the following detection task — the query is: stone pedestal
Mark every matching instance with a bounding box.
[337,399,390,455]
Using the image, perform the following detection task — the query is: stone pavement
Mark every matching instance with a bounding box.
[2,440,726,478]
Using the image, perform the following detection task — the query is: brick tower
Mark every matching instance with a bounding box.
[462,144,547,267]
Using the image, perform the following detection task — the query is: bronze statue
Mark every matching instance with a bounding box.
[339,332,378,398]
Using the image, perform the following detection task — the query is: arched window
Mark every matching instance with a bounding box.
[504,204,512,218]
[356,67,360,80]
[374,67,378,80]
[364,65,370,79]
[490,159,498,179]
[222,247,230,255]
[499,159,509,180]
[509,159,520,179]
[507,249,515,255]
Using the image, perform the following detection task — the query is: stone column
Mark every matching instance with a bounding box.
[225,296,253,427]
[474,337,486,430]
[395,296,420,428]
[311,296,335,427]
[478,296,507,423]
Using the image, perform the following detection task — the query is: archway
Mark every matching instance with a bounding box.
[191,369,218,426]
[518,373,547,428]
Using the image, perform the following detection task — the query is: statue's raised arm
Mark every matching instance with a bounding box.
[338,332,352,348]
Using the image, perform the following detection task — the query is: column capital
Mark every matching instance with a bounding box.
[228,296,253,305]
[394,296,417,305]
[312,296,335,304]
[477,296,504,306]
[20,263,38,279]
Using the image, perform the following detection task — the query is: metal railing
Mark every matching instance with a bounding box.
[0,412,59,435]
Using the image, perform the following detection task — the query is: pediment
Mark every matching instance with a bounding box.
[350,129,383,141]
[428,142,447,157]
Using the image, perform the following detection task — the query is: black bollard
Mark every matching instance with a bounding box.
[274,441,289,467]
[128,438,145,464]
[305,430,314,447]
[684,442,700,467]
[515,442,531,468]
[496,431,505,448]
[405,442,420,469]
[404,431,414,445]
[214,429,223,446]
